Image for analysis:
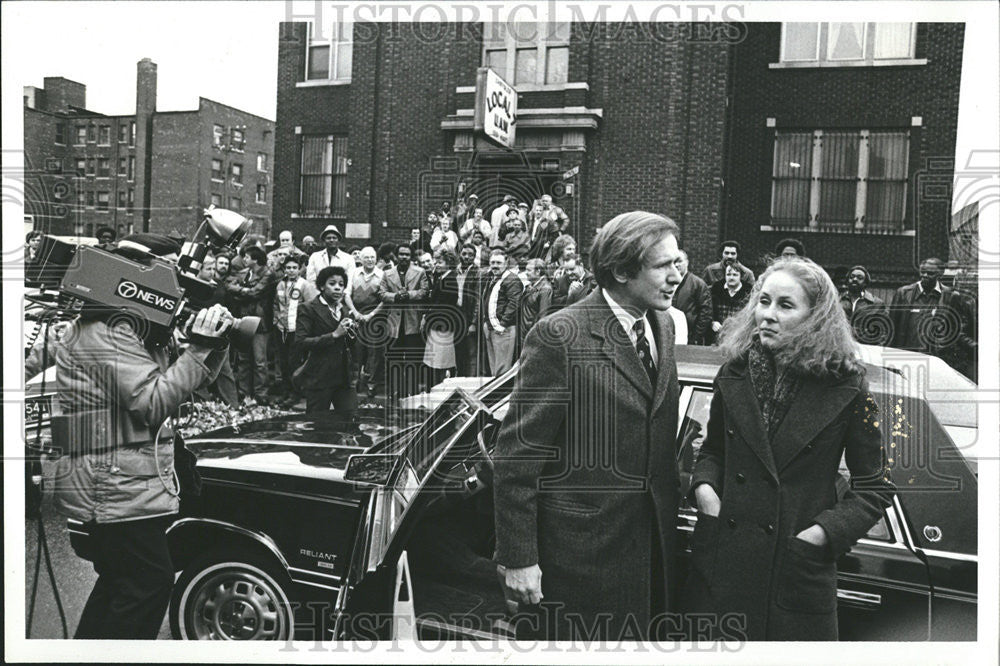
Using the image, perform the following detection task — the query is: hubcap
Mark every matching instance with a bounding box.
[187,566,288,640]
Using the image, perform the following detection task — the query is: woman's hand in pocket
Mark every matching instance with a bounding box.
[694,483,722,518]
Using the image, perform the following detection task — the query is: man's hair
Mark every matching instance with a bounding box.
[460,243,476,254]
[316,265,349,289]
[550,234,576,261]
[359,246,377,260]
[242,246,266,265]
[348,245,361,254]
[26,230,42,243]
[719,240,741,255]
[774,237,805,257]
[435,248,458,268]
[490,248,507,258]
[96,225,116,240]
[590,211,679,289]
[281,254,302,269]
[920,257,945,269]
[526,258,547,274]
[377,241,396,260]
[718,257,862,379]
[278,230,293,240]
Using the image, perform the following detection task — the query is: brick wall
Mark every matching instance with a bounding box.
[724,22,964,284]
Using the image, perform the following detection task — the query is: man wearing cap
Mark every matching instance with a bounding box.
[491,194,516,230]
[306,224,354,286]
[51,233,234,639]
[839,265,889,345]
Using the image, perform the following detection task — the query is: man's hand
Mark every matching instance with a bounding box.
[711,320,722,333]
[493,324,505,334]
[188,304,234,338]
[694,483,722,517]
[502,564,543,606]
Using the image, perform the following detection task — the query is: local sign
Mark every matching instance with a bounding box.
[474,67,517,149]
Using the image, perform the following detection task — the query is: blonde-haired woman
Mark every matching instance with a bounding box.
[685,256,894,641]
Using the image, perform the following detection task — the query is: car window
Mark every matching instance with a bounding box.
[677,388,712,509]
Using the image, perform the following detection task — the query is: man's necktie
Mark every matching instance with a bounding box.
[633,318,657,387]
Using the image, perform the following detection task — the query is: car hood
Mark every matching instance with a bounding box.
[185,410,419,481]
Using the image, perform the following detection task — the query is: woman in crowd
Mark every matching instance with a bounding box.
[685,257,893,641]
[710,262,751,342]
[422,249,459,388]
[293,265,357,414]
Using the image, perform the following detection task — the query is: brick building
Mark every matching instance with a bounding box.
[23,59,275,239]
[273,21,963,281]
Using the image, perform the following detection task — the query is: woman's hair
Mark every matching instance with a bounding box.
[316,265,348,289]
[590,211,679,289]
[717,257,862,378]
[774,237,805,257]
[550,234,576,262]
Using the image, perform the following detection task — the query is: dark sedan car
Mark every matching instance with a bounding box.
[66,346,978,641]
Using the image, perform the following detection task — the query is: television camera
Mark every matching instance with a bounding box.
[27,207,261,344]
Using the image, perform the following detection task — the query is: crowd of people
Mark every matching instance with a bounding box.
[32,195,978,417]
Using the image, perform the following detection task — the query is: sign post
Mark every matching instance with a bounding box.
[474,67,517,150]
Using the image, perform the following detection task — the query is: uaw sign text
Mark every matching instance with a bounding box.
[474,67,517,150]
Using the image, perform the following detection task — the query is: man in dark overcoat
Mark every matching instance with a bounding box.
[494,211,684,641]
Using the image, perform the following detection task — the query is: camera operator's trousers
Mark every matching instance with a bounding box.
[75,515,175,639]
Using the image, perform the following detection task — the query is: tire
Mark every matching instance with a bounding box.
[169,552,294,640]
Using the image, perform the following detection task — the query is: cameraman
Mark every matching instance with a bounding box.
[50,233,233,639]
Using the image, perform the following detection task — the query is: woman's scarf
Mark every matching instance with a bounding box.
[748,337,802,441]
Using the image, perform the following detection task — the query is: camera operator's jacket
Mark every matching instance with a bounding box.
[51,318,227,523]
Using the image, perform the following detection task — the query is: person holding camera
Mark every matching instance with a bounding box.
[294,265,358,414]
[50,233,234,639]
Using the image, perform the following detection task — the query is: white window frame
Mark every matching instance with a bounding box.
[255,184,267,204]
[304,22,353,84]
[482,22,570,88]
[55,123,66,146]
[769,128,911,232]
[231,128,245,153]
[779,22,917,66]
[98,125,111,146]
[213,124,224,147]
[257,152,268,172]
[231,162,243,186]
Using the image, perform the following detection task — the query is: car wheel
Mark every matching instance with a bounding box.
[170,552,294,640]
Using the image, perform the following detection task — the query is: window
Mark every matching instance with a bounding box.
[118,190,127,208]
[213,124,224,147]
[305,22,353,82]
[257,152,268,172]
[118,124,128,143]
[483,22,570,86]
[210,193,222,207]
[211,159,224,181]
[75,126,87,145]
[76,191,86,207]
[231,128,245,152]
[256,184,267,204]
[97,191,109,211]
[780,22,916,64]
[86,191,95,208]
[770,129,910,232]
[55,124,66,145]
[299,134,349,217]
[75,158,86,175]
[676,388,713,510]
[129,122,136,146]
[87,124,97,143]
[231,163,243,184]
[98,126,111,145]
[97,158,110,178]
[128,156,135,181]
[127,188,134,212]
[86,158,96,176]
[118,157,127,176]
[229,196,242,211]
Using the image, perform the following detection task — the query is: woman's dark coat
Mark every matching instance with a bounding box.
[686,355,894,641]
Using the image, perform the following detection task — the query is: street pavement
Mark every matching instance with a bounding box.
[24,494,172,640]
